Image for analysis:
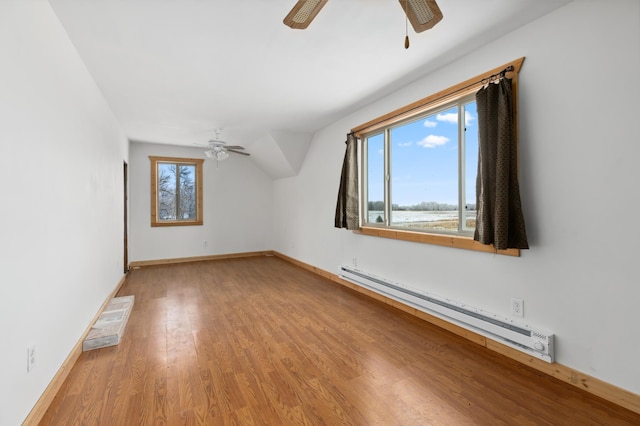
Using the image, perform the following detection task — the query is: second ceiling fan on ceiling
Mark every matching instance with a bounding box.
[200,129,250,162]
[283,0,443,33]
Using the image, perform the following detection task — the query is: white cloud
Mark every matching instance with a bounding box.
[398,141,412,147]
[377,148,384,155]
[417,135,449,148]
[423,119,437,128]
[437,111,476,126]
[437,112,458,124]
[465,112,475,126]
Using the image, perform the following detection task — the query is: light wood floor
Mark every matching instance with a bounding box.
[41,256,640,425]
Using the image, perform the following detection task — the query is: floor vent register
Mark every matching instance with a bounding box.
[83,295,134,351]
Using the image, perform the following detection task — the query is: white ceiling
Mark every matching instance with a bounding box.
[49,0,570,150]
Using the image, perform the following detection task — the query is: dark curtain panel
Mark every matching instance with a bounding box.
[335,133,360,230]
[474,78,529,249]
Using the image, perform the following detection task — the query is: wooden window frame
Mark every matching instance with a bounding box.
[150,156,204,227]
[352,58,524,257]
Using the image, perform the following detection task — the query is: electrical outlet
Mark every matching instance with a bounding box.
[27,344,36,372]
[352,257,357,267]
[511,298,524,317]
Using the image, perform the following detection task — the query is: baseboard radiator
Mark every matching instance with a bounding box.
[339,266,554,363]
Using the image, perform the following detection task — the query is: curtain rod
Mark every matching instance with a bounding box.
[480,65,514,85]
[439,65,514,99]
[351,63,518,137]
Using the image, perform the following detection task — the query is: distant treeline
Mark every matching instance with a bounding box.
[368,201,476,211]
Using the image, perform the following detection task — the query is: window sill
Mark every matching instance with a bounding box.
[355,226,520,257]
[151,220,203,227]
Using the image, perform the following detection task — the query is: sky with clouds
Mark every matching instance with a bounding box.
[367,101,477,207]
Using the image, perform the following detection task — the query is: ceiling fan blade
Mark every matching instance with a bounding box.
[223,145,245,150]
[228,149,250,156]
[399,0,443,33]
[283,0,328,29]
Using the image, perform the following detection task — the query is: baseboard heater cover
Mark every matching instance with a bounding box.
[339,266,554,362]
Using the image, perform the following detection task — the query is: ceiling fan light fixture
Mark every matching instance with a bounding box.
[400,0,443,33]
[201,128,249,160]
[205,149,229,161]
[283,0,328,29]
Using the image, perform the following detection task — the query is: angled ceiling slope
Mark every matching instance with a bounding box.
[250,131,313,179]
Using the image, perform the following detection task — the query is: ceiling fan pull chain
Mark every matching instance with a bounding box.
[404,1,410,49]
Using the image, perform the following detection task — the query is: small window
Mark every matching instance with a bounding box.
[362,95,477,236]
[150,156,203,227]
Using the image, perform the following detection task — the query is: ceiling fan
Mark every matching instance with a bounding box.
[283,0,443,33]
[199,129,250,162]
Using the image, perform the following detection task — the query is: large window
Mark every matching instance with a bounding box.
[150,156,203,227]
[363,95,477,236]
[353,58,524,256]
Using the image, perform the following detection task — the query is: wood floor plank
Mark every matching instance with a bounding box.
[39,256,640,425]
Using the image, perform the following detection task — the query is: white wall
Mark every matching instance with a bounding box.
[0,1,129,425]
[1,3,637,424]
[129,142,273,262]
[273,0,640,395]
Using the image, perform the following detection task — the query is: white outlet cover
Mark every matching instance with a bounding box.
[511,298,524,317]
[27,345,36,372]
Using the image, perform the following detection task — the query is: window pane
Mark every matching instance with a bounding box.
[464,101,478,230]
[390,106,459,231]
[366,133,385,224]
[177,164,196,220]
[157,163,197,222]
[158,163,177,221]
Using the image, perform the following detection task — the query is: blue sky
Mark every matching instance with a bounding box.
[367,102,477,207]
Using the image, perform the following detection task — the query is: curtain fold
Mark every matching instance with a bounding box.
[334,133,360,230]
[474,78,529,249]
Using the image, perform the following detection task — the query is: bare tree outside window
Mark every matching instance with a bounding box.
[150,156,203,226]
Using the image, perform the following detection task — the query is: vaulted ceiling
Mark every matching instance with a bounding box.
[49,0,570,176]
